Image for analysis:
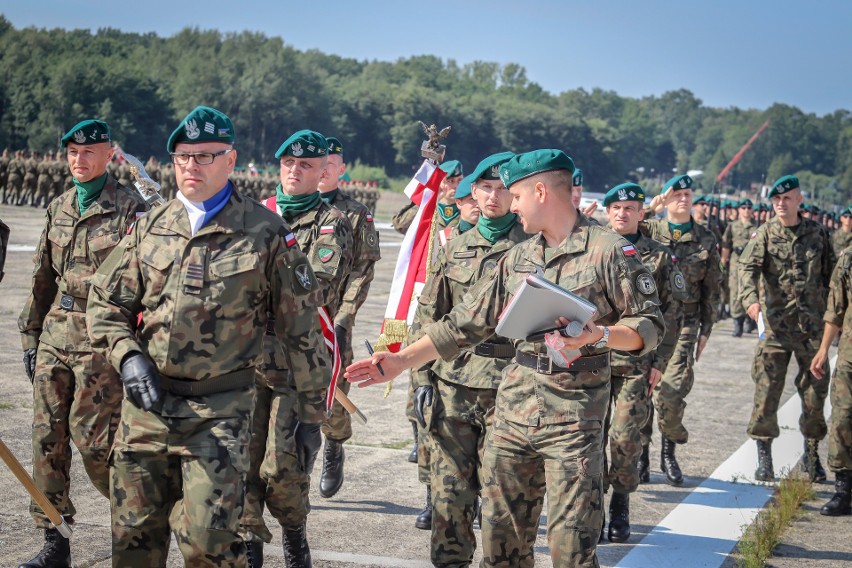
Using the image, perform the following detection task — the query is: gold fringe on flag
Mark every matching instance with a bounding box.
[374,318,408,398]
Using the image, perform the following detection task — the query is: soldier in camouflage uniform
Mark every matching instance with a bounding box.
[87,107,331,568]
[392,159,463,235]
[0,148,10,199]
[722,199,757,337]
[240,130,353,568]
[18,120,148,568]
[832,207,852,257]
[35,151,53,208]
[21,150,38,206]
[6,149,25,205]
[408,152,531,565]
[316,137,381,500]
[641,174,721,486]
[603,183,686,542]
[810,245,852,516]
[740,175,835,482]
[348,149,664,568]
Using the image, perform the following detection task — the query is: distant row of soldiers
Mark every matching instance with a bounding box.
[0,149,379,213]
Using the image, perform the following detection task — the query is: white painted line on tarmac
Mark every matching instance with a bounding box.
[8,244,35,252]
[263,546,433,567]
[619,355,836,568]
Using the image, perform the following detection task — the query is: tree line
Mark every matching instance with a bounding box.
[0,17,849,206]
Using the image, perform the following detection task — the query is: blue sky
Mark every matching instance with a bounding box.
[2,1,849,115]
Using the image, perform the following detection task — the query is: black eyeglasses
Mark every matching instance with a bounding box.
[171,149,232,165]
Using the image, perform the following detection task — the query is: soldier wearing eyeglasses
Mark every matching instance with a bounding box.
[86,106,331,567]
[17,119,148,568]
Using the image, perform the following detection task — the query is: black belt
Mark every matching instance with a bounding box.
[472,342,516,358]
[159,367,255,396]
[514,351,609,375]
[56,293,87,312]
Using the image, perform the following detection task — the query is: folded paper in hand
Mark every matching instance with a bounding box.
[495,273,598,340]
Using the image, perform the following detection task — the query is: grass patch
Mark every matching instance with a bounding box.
[737,469,816,568]
[0,402,15,410]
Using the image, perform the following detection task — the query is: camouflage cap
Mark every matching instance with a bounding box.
[325,136,344,156]
[275,129,329,159]
[603,182,645,207]
[692,194,707,205]
[167,106,235,152]
[663,174,693,193]
[439,159,464,178]
[572,168,584,187]
[499,149,575,189]
[470,152,514,182]
[61,119,111,147]
[769,174,799,197]
[454,174,474,199]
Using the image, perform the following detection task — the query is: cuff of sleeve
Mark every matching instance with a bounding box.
[699,323,713,338]
[109,339,142,373]
[618,316,660,357]
[411,368,433,389]
[21,333,39,351]
[333,313,355,331]
[297,391,327,424]
[425,323,461,362]
[824,314,844,326]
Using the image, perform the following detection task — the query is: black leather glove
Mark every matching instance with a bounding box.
[294,422,322,475]
[413,385,434,428]
[119,352,163,412]
[334,324,348,358]
[23,348,37,383]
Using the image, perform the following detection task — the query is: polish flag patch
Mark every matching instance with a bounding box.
[622,244,637,256]
[285,232,297,247]
[320,225,335,235]
[366,214,373,222]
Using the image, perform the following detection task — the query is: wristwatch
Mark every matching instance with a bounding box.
[593,326,610,349]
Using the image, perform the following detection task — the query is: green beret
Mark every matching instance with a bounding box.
[769,175,799,197]
[61,119,111,147]
[692,195,707,205]
[454,174,474,199]
[841,206,852,217]
[439,160,464,178]
[572,168,584,187]
[275,129,328,159]
[325,136,343,156]
[167,106,234,153]
[663,174,693,193]
[499,149,575,189]
[739,198,754,209]
[603,183,645,207]
[470,152,514,182]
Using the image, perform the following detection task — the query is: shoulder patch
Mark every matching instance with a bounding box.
[636,272,656,295]
[291,261,317,293]
[285,232,297,247]
[318,247,335,263]
[320,225,335,235]
[622,244,637,257]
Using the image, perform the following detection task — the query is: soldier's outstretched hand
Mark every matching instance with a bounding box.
[346,351,402,387]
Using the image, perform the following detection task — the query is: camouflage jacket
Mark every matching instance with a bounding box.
[86,189,331,423]
[608,230,687,375]
[392,201,417,235]
[413,221,530,390]
[7,157,23,179]
[722,219,756,258]
[832,229,852,258]
[739,216,835,338]
[425,215,664,426]
[323,190,381,331]
[824,246,852,362]
[19,176,147,352]
[642,217,721,336]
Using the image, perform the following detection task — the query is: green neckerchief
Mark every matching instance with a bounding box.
[458,219,475,233]
[668,219,693,240]
[74,172,107,214]
[276,184,321,221]
[320,188,339,204]
[623,232,641,244]
[477,213,517,244]
[438,202,459,224]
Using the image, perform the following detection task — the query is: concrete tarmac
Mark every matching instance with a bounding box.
[0,195,850,567]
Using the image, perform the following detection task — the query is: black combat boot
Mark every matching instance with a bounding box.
[246,540,264,568]
[414,485,432,530]
[282,525,312,568]
[820,471,852,516]
[18,527,72,568]
[638,444,650,483]
[802,439,827,482]
[319,439,345,498]
[608,492,631,543]
[744,317,757,333]
[754,440,774,481]
[408,422,419,463]
[732,316,744,337]
[599,510,606,544]
[660,436,683,486]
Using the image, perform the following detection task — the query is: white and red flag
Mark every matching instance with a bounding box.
[375,160,446,353]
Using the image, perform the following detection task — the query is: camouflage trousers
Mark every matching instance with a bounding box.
[828,357,852,472]
[604,365,651,494]
[424,377,496,567]
[748,333,829,441]
[4,173,22,203]
[110,388,252,567]
[480,416,603,568]
[322,337,353,443]
[644,316,700,444]
[728,255,744,318]
[241,375,309,543]
[30,343,122,528]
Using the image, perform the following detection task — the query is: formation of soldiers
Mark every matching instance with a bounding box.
[6,106,852,568]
